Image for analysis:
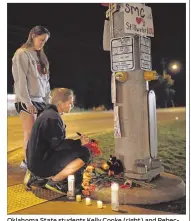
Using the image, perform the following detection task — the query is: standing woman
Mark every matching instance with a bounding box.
[12,26,51,169]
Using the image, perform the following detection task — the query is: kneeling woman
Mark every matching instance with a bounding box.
[24,88,91,194]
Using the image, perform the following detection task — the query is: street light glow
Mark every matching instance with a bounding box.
[172,64,178,70]
[168,61,181,73]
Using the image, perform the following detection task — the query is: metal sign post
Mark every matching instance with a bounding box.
[99,3,185,205]
[108,3,163,181]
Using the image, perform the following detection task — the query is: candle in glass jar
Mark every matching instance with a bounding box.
[85,197,91,205]
[67,175,75,199]
[111,183,119,211]
[97,200,103,209]
[76,195,82,202]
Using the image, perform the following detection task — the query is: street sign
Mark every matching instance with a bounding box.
[140,36,151,46]
[123,3,154,37]
[139,36,152,71]
[111,37,135,72]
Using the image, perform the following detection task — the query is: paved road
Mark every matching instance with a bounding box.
[8,108,186,152]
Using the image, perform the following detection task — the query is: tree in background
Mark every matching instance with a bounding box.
[149,73,176,108]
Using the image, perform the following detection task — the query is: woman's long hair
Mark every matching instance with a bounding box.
[21,26,50,75]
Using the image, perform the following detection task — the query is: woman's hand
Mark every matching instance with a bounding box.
[26,103,37,114]
[80,134,89,146]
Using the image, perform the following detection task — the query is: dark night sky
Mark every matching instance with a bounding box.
[7,3,186,108]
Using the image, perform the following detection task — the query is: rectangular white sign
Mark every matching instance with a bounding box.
[123,3,154,37]
[140,36,151,47]
[140,45,151,54]
[140,53,151,61]
[139,36,152,70]
[112,53,133,62]
[111,73,116,103]
[111,37,135,72]
[140,60,151,70]
[113,61,133,66]
[112,45,133,55]
[111,38,133,47]
[114,105,121,138]
[113,61,134,71]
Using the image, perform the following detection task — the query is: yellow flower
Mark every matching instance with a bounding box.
[86,165,94,173]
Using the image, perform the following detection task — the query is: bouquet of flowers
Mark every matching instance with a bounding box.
[77,132,102,156]
[84,139,102,156]
[82,165,96,196]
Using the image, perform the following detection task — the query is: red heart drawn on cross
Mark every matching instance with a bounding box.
[136,17,142,24]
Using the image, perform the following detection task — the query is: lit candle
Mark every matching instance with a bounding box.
[85,197,91,205]
[67,175,75,200]
[97,200,103,209]
[111,183,119,211]
[76,195,82,202]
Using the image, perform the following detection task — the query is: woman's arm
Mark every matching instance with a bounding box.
[12,50,32,106]
[44,79,51,104]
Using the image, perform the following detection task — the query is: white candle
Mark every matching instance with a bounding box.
[67,175,75,199]
[85,197,91,205]
[111,183,119,211]
[76,195,82,202]
[97,200,103,209]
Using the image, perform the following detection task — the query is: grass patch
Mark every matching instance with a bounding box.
[91,120,186,182]
[90,120,186,214]
[158,120,186,183]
